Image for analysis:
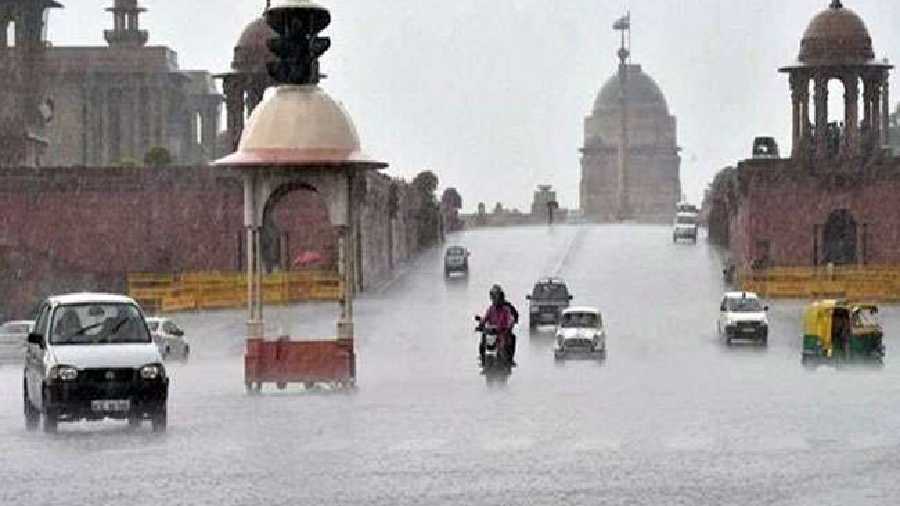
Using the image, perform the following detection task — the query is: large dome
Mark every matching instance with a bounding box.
[593,65,668,114]
[215,85,375,166]
[232,17,275,73]
[799,1,874,64]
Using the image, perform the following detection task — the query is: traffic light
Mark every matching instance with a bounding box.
[265,1,331,85]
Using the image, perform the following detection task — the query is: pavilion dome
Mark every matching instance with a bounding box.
[215,85,375,166]
[799,1,874,64]
[232,16,275,74]
[593,64,669,114]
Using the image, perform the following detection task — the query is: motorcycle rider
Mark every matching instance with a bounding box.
[479,284,518,366]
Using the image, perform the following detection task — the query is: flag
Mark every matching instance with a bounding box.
[612,13,630,31]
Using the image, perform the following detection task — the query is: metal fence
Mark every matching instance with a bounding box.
[128,271,342,313]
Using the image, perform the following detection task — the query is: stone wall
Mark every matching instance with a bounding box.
[0,166,438,320]
[710,157,900,271]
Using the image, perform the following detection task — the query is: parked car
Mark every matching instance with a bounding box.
[717,291,769,346]
[146,317,190,362]
[23,293,169,433]
[673,211,699,243]
[554,307,606,360]
[444,246,470,278]
[527,278,573,328]
[0,320,35,363]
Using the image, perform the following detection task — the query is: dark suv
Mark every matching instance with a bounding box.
[526,278,573,328]
[444,246,470,278]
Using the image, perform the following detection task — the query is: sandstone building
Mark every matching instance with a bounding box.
[580,39,681,222]
[0,0,221,167]
[709,1,899,270]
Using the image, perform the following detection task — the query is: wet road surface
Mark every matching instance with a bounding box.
[2,225,900,505]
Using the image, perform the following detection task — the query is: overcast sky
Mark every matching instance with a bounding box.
[48,1,900,212]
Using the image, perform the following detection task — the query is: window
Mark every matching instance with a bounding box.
[725,298,763,313]
[6,21,15,48]
[561,313,600,329]
[49,303,151,345]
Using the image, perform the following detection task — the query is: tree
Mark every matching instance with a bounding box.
[412,170,439,196]
[144,147,173,168]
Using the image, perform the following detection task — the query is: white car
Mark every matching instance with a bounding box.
[0,320,34,363]
[673,212,699,243]
[554,307,606,360]
[145,317,190,362]
[717,291,769,345]
[23,293,168,433]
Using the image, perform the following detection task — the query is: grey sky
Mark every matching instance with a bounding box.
[48,1,900,212]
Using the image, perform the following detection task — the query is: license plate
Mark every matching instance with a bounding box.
[91,400,130,412]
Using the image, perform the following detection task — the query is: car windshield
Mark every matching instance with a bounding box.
[726,298,762,312]
[532,283,569,300]
[0,322,30,334]
[446,247,466,256]
[49,303,151,345]
[561,313,599,328]
[676,215,696,224]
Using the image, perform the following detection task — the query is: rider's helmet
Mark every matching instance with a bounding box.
[489,284,505,304]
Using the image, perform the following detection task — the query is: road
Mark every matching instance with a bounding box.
[2,224,900,505]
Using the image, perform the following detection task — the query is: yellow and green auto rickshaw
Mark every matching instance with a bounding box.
[802,300,885,367]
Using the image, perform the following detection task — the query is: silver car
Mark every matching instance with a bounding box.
[0,320,35,363]
[145,317,190,362]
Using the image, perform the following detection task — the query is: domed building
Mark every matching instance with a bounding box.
[580,62,681,222]
[217,11,277,154]
[711,1,900,275]
[0,0,223,167]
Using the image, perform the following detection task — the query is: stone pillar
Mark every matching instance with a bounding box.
[882,78,890,147]
[871,80,882,148]
[813,74,828,160]
[247,76,266,115]
[843,74,859,158]
[790,73,802,158]
[201,102,219,161]
[223,76,245,152]
[799,79,811,158]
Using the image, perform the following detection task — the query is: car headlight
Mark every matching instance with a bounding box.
[140,364,164,380]
[50,365,78,381]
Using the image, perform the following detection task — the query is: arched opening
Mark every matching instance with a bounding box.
[6,21,15,48]
[823,209,858,265]
[826,79,846,158]
[260,182,337,274]
[195,112,203,146]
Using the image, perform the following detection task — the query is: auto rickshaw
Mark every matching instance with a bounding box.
[802,300,885,368]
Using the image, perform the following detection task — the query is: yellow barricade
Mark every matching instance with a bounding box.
[128,270,342,313]
[738,265,900,301]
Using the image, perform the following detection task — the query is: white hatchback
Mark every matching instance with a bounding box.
[717,291,769,345]
[23,293,169,433]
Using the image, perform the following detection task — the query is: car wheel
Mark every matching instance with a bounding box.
[151,407,167,433]
[24,379,39,431]
[42,410,58,433]
[182,345,190,363]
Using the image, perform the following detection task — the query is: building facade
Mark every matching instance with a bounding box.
[580,63,681,222]
[0,0,222,167]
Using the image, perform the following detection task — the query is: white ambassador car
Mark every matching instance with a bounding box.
[0,320,35,363]
[145,317,190,362]
[554,307,607,360]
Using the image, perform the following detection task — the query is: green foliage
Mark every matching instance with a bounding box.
[144,146,173,168]
[412,170,439,196]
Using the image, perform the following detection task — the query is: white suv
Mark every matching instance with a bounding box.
[717,292,769,346]
[23,293,169,433]
[673,212,699,243]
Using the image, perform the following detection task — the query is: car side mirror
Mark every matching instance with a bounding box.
[474,315,482,323]
[525,295,531,300]
[568,295,573,301]
[27,333,44,347]
[720,305,726,312]
[764,306,769,312]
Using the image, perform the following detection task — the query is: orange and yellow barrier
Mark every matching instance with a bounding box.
[128,270,342,313]
[739,265,900,301]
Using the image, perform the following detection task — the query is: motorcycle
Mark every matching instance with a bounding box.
[475,316,512,383]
